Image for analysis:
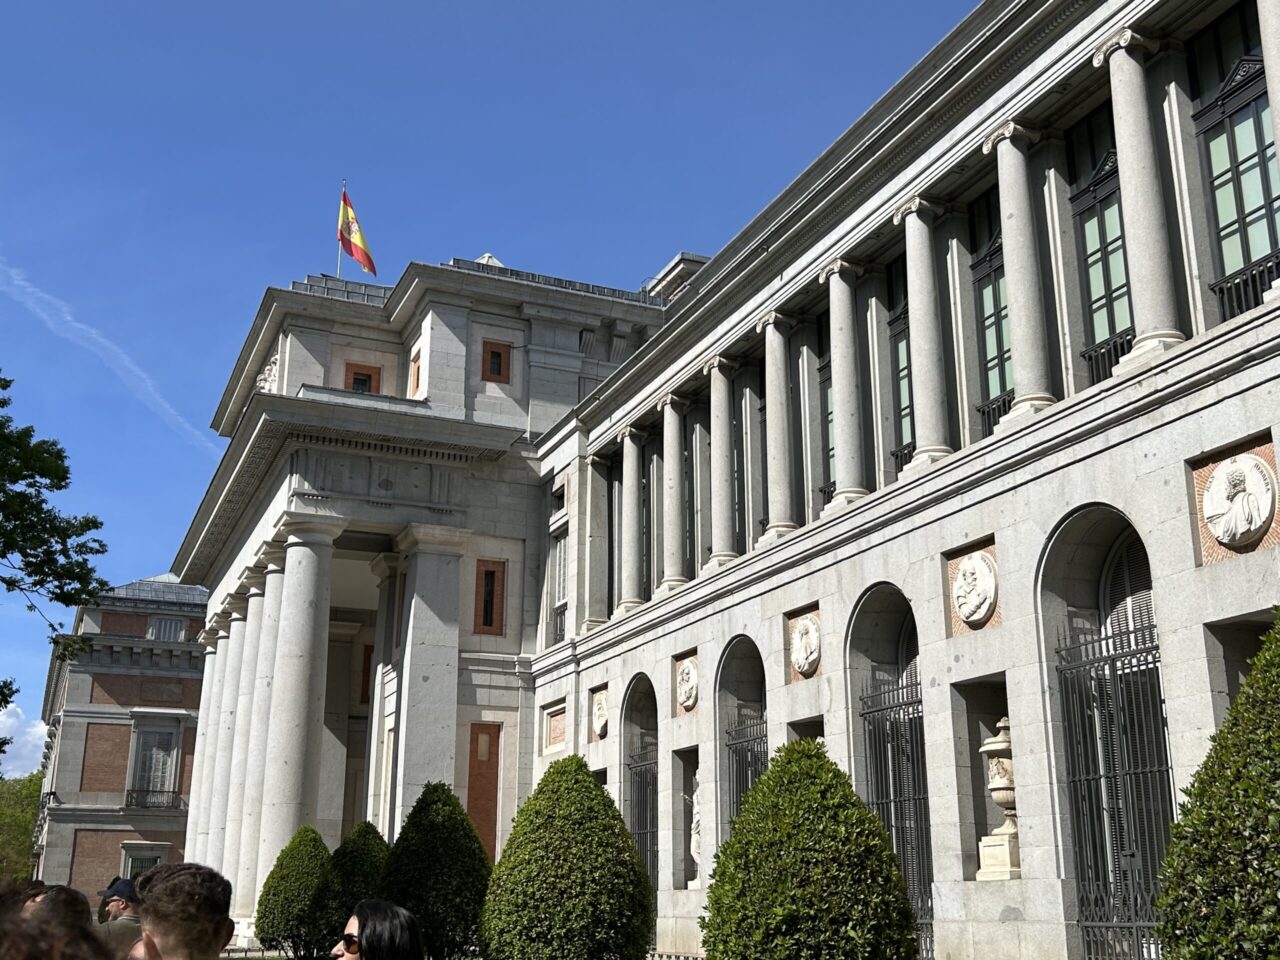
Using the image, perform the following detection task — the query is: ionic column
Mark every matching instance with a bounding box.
[257,516,344,886]
[704,357,739,567]
[1256,5,1280,172]
[657,395,689,593]
[184,629,218,862]
[1093,30,1185,355]
[821,258,870,507]
[239,544,286,917]
[617,426,646,613]
[205,596,247,872]
[757,312,798,539]
[222,569,265,898]
[982,123,1056,419]
[582,456,611,630]
[893,197,953,465]
[193,613,229,865]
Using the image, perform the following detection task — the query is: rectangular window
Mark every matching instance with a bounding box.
[344,362,382,395]
[1189,2,1262,104]
[480,340,512,384]
[474,559,506,635]
[133,730,175,792]
[409,352,421,396]
[889,315,914,467]
[360,645,373,705]
[970,187,1012,435]
[126,856,161,880]
[1205,94,1279,276]
[149,617,185,643]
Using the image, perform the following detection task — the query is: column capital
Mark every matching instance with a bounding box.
[982,121,1042,155]
[755,310,797,334]
[255,541,286,572]
[1092,27,1160,68]
[224,594,249,621]
[395,522,469,556]
[819,258,864,284]
[702,355,740,377]
[655,394,688,415]
[369,552,399,583]
[238,569,267,597]
[277,511,347,545]
[892,195,943,226]
[585,452,612,468]
[617,425,647,445]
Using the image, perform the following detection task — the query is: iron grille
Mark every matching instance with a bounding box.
[627,735,659,898]
[819,480,836,505]
[1210,248,1280,321]
[124,790,186,810]
[1081,328,1136,385]
[1056,624,1174,960]
[977,389,1014,438]
[725,705,768,824]
[891,441,916,475]
[861,676,934,960]
[552,602,567,646]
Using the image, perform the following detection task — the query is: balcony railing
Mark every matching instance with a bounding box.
[818,480,836,505]
[551,602,567,646]
[892,441,915,475]
[977,390,1014,438]
[1080,327,1136,385]
[1210,248,1280,321]
[125,790,186,810]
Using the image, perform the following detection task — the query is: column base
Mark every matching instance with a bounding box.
[757,522,798,547]
[703,552,738,572]
[820,488,869,518]
[613,599,643,617]
[581,617,608,634]
[1113,331,1184,377]
[653,577,689,597]
[995,394,1055,434]
[900,445,952,476]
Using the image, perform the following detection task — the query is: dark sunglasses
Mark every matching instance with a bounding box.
[340,933,360,955]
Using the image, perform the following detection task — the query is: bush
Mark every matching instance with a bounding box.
[381,782,490,959]
[255,825,331,959]
[1158,613,1280,958]
[701,738,917,960]
[481,754,653,960]
[316,821,389,941]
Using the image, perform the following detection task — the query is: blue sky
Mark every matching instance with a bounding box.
[0,0,970,774]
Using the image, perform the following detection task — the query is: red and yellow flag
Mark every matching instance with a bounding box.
[337,189,377,276]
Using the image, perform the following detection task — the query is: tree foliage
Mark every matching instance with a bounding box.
[0,771,42,886]
[701,738,918,960]
[315,820,389,941]
[0,680,15,762]
[255,825,331,959]
[481,754,654,960]
[1157,613,1280,959]
[381,782,490,960]
[0,374,108,654]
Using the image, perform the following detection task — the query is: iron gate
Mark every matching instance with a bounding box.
[725,704,768,823]
[1057,625,1174,959]
[627,734,659,896]
[861,676,934,960]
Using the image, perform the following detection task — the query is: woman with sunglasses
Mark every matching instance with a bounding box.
[332,900,424,959]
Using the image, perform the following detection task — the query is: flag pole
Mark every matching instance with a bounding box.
[336,178,347,279]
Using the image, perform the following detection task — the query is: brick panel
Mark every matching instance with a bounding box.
[179,726,196,794]
[100,612,148,637]
[80,724,131,792]
[187,618,205,639]
[91,675,201,708]
[1191,436,1280,566]
[69,829,185,899]
[466,723,502,862]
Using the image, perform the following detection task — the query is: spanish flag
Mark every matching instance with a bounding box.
[337,189,377,276]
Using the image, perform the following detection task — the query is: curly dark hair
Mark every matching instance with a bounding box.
[136,863,233,956]
[0,914,112,960]
[22,884,92,932]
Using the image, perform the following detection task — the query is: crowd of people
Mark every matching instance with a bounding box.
[0,864,422,960]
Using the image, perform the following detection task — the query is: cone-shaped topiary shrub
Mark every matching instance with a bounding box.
[701,738,918,960]
[481,754,654,960]
[1157,612,1280,958]
[380,782,491,959]
[255,824,332,959]
[315,820,390,942]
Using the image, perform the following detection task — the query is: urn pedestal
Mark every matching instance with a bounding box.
[976,716,1021,881]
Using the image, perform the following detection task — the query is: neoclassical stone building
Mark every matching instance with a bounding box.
[178,0,1280,956]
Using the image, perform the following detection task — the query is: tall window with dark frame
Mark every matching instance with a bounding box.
[1068,104,1135,384]
[969,188,1013,436]
[817,320,835,504]
[1190,3,1278,320]
[886,255,914,474]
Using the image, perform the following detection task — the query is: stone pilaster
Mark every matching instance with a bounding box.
[205,596,248,873]
[1260,4,1280,173]
[617,426,647,613]
[757,312,798,540]
[656,395,689,594]
[705,357,739,567]
[582,456,611,630]
[821,258,870,509]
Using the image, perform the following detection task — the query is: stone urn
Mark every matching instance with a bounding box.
[976,716,1021,880]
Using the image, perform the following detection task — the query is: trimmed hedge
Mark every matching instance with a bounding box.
[381,782,491,959]
[701,738,917,960]
[316,820,389,942]
[1158,613,1280,958]
[481,754,653,960]
[255,825,331,959]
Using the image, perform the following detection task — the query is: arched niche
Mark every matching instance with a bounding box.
[620,672,658,893]
[715,635,767,840]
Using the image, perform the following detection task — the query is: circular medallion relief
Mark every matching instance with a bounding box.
[591,692,608,739]
[789,613,822,677]
[952,552,998,627]
[1202,454,1275,549]
[676,659,699,710]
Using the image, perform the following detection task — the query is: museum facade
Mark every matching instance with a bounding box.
[175,0,1280,956]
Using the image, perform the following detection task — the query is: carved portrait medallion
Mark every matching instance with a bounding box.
[591,688,608,739]
[675,657,699,710]
[952,552,998,627]
[789,612,822,677]
[1202,454,1275,549]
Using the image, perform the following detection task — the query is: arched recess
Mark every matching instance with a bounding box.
[621,672,658,895]
[845,583,932,955]
[1038,504,1174,957]
[715,635,767,840]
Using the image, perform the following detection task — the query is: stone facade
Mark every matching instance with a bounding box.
[175,0,1280,956]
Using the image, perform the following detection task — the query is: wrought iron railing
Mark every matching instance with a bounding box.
[125,790,187,810]
[977,389,1014,438]
[818,480,836,505]
[1081,328,1136,385]
[551,602,567,646]
[891,441,915,475]
[627,736,660,901]
[1210,248,1280,321]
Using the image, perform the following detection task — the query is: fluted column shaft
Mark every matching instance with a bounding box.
[206,603,247,872]
[257,518,343,886]
[759,313,797,536]
[824,260,869,502]
[658,396,688,591]
[895,198,952,462]
[618,428,646,611]
[239,546,286,916]
[706,358,738,565]
[185,637,217,861]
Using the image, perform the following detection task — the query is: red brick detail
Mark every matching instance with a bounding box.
[80,724,131,792]
[91,675,200,709]
[187,618,205,639]
[409,353,421,395]
[344,362,382,394]
[179,726,196,795]
[1191,437,1280,565]
[480,340,512,384]
[474,560,506,636]
[100,612,148,637]
[69,829,184,900]
[466,723,502,862]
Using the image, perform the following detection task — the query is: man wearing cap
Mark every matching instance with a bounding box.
[97,877,143,953]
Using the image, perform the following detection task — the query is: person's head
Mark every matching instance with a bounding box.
[19,884,92,931]
[0,913,113,960]
[134,864,233,960]
[330,900,423,960]
[97,876,140,920]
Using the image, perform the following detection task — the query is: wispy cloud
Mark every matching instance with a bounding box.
[0,257,221,459]
[0,703,47,778]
